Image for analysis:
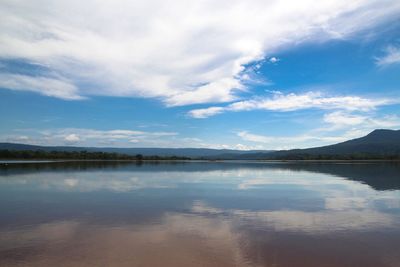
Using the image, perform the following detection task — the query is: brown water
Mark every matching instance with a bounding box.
[0,161,400,267]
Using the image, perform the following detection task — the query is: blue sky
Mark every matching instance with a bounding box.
[0,0,400,149]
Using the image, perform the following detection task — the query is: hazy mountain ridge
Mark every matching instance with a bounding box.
[1,129,399,159]
[0,143,269,158]
[231,129,400,159]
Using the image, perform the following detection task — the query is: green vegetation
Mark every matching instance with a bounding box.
[1,149,399,161]
[0,150,190,161]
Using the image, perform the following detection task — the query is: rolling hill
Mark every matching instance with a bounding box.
[1,129,399,159]
[233,129,400,159]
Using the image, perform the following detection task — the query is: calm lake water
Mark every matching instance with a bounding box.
[0,161,400,267]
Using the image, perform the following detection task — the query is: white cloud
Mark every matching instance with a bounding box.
[376,44,400,66]
[323,111,367,127]
[64,133,80,144]
[322,111,400,130]
[53,128,178,145]
[237,131,345,149]
[0,0,399,104]
[229,92,390,111]
[188,107,224,119]
[188,91,396,118]
[0,73,83,100]
[269,57,279,63]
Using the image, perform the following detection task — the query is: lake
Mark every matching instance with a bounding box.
[0,161,400,267]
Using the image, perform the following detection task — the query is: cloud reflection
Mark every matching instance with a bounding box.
[1,163,400,266]
[191,201,397,233]
[0,216,257,267]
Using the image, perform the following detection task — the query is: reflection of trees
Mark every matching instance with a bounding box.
[1,161,399,191]
[275,162,400,191]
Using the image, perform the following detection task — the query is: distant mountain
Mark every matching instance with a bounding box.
[1,129,399,159]
[0,143,269,158]
[234,129,400,159]
[279,129,400,156]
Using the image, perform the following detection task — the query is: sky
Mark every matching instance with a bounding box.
[0,0,400,150]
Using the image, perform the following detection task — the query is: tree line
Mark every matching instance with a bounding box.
[1,149,399,161]
[0,149,190,161]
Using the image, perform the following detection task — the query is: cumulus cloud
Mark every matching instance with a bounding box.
[0,0,399,104]
[188,107,225,119]
[64,133,80,144]
[376,44,400,66]
[188,91,396,118]
[269,57,279,63]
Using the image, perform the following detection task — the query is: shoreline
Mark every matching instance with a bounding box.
[1,159,400,165]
